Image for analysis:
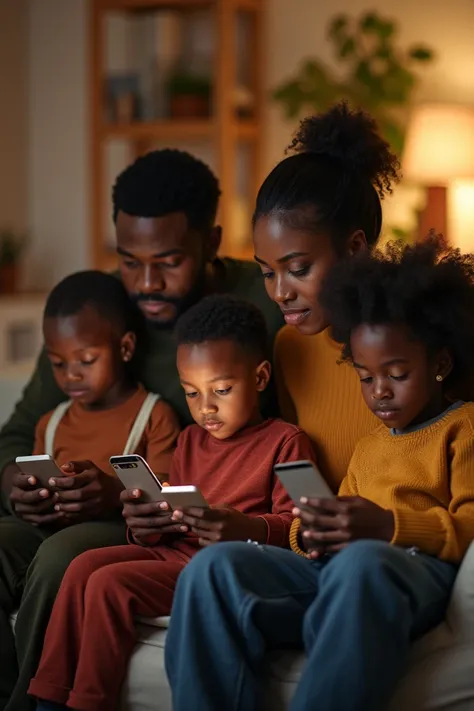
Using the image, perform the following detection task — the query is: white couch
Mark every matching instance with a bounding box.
[121,544,474,711]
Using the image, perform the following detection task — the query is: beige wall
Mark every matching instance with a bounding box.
[26,0,89,290]
[0,0,29,231]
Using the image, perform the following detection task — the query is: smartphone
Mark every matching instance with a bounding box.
[161,485,209,510]
[109,454,165,503]
[15,455,64,488]
[274,460,334,507]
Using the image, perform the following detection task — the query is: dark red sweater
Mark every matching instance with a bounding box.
[160,418,315,559]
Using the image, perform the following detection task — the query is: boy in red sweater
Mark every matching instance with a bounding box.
[29,295,314,711]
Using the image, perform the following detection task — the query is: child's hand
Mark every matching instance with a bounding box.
[295,496,395,558]
[9,469,61,526]
[172,507,267,546]
[49,460,124,521]
[121,489,187,541]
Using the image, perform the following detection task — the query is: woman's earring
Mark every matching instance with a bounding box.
[436,374,443,382]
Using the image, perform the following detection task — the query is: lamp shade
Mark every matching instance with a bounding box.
[403,104,474,184]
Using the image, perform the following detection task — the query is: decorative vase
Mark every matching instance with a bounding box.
[0,263,19,294]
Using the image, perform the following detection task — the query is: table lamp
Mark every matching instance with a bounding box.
[403,104,474,241]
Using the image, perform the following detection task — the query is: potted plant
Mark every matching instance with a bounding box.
[166,71,212,119]
[0,229,27,294]
[272,12,434,157]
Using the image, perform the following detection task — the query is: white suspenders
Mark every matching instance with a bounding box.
[43,392,161,457]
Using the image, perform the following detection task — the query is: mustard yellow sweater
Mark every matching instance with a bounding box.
[275,326,377,490]
[291,402,474,564]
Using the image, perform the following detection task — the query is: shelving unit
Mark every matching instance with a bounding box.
[90,0,265,271]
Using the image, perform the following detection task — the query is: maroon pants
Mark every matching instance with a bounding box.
[28,544,188,711]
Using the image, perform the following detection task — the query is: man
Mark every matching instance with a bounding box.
[0,149,283,711]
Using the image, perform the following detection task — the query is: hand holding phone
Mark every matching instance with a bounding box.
[274,460,334,508]
[297,497,395,558]
[172,501,267,548]
[110,455,165,504]
[12,456,61,526]
[112,458,190,541]
[273,459,335,557]
[120,488,189,541]
[51,460,124,520]
[161,486,209,510]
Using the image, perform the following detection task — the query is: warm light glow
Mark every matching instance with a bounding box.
[403,104,474,184]
[448,179,474,253]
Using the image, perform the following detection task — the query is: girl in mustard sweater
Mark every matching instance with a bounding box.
[166,235,474,711]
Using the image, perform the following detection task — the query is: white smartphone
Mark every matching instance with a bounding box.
[274,460,334,506]
[110,454,165,503]
[15,455,64,488]
[161,485,209,510]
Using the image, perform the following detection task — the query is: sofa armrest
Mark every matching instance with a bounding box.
[446,541,474,639]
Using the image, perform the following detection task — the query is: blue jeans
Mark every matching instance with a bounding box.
[165,540,457,711]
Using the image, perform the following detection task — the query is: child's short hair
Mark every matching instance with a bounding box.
[175,294,268,360]
[319,234,474,394]
[44,270,138,334]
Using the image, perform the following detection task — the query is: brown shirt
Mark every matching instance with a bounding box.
[33,385,180,477]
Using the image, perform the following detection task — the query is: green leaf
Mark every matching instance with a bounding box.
[355,60,375,87]
[409,46,434,62]
[0,229,27,266]
[360,12,379,32]
[300,59,330,83]
[376,42,393,60]
[329,15,348,39]
[339,37,356,58]
[390,226,409,241]
[272,82,305,118]
[377,116,404,155]
[381,64,415,103]
[378,20,396,39]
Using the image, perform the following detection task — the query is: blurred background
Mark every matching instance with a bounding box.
[1,0,474,419]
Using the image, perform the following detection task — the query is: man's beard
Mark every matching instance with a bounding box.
[130,275,206,330]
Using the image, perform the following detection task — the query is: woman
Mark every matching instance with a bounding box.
[256,101,399,488]
[164,101,414,711]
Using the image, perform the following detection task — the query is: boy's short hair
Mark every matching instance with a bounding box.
[112,149,221,231]
[44,270,138,334]
[175,294,268,360]
[319,233,474,394]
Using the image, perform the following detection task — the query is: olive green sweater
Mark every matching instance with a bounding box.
[0,259,283,488]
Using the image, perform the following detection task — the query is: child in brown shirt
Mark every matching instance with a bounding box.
[18,270,180,525]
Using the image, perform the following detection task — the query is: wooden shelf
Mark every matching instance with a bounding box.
[99,0,213,10]
[103,118,259,142]
[91,0,265,268]
[98,0,260,11]
[104,119,212,140]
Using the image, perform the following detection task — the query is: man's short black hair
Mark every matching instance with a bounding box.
[319,234,474,395]
[112,149,221,231]
[44,270,138,335]
[175,294,268,361]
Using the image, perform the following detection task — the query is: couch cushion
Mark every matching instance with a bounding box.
[124,617,474,711]
[135,616,169,630]
[446,542,474,640]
